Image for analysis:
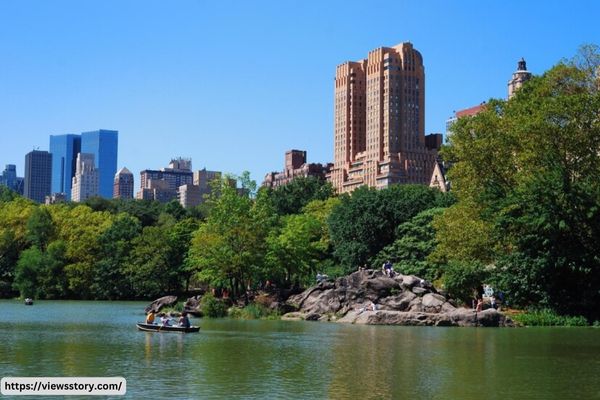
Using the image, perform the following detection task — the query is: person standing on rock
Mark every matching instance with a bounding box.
[383,261,394,277]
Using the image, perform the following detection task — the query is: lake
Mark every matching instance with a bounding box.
[1,300,599,399]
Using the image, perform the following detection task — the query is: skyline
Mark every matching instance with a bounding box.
[1,1,599,187]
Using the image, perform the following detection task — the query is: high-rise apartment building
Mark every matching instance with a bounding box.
[24,150,52,203]
[113,167,134,199]
[49,134,81,198]
[0,164,24,195]
[508,58,532,98]
[329,42,437,193]
[81,130,118,198]
[71,153,99,202]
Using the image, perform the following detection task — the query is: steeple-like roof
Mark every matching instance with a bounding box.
[115,167,132,177]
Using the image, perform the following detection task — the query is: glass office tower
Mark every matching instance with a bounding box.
[24,150,52,203]
[49,134,81,199]
[81,130,118,198]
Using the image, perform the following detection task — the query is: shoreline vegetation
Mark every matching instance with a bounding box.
[1,45,599,326]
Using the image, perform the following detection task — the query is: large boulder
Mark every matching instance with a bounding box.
[284,269,513,327]
[144,295,178,313]
[183,295,202,316]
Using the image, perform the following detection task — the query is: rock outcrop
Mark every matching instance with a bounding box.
[285,270,512,327]
[144,295,178,313]
[183,295,202,316]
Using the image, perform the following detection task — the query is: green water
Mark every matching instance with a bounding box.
[0,300,599,399]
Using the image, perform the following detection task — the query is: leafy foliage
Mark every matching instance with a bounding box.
[264,176,334,215]
[438,45,600,318]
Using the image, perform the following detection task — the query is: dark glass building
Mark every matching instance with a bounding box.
[24,150,52,203]
[49,134,81,199]
[81,130,118,198]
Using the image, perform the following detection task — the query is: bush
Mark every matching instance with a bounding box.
[441,261,489,303]
[200,293,228,318]
[228,303,278,320]
[511,309,589,327]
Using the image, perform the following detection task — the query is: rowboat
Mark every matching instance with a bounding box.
[136,322,200,333]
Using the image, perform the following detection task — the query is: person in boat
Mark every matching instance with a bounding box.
[146,310,156,325]
[178,312,191,329]
[159,313,171,326]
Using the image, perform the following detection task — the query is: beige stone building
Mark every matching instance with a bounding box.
[71,153,99,202]
[178,169,223,208]
[329,42,437,194]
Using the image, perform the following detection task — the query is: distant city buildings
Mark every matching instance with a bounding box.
[137,158,193,203]
[0,164,24,195]
[71,153,99,202]
[263,150,332,188]
[48,130,117,199]
[24,150,52,203]
[328,42,438,194]
[113,167,134,199]
[45,192,67,205]
[179,169,224,208]
[81,130,118,198]
[49,134,81,199]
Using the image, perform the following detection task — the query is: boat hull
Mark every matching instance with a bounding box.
[136,323,199,333]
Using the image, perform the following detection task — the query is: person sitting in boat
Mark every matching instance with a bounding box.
[146,311,156,325]
[178,312,191,329]
[159,313,171,326]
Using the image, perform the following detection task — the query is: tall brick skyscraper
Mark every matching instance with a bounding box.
[329,42,436,193]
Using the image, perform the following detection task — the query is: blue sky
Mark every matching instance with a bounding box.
[1,0,599,186]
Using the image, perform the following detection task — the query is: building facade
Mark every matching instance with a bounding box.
[81,130,118,199]
[329,42,437,194]
[49,134,81,199]
[0,164,24,195]
[113,167,134,199]
[263,150,332,188]
[137,158,193,203]
[71,153,99,202]
[24,150,52,203]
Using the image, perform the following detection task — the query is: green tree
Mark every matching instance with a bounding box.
[13,247,44,298]
[264,176,335,215]
[91,213,142,299]
[438,45,600,318]
[328,185,442,273]
[189,181,274,300]
[266,213,323,288]
[37,240,69,299]
[0,229,19,297]
[25,206,55,250]
[374,208,446,281]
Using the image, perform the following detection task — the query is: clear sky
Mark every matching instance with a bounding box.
[1,0,598,186]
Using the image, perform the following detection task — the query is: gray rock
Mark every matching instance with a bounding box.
[422,293,446,313]
[145,295,177,313]
[285,269,513,327]
[305,313,321,321]
[183,295,202,316]
[281,312,305,321]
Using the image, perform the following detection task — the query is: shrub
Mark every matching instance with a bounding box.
[441,261,489,303]
[511,309,589,327]
[200,293,228,318]
[228,303,278,320]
